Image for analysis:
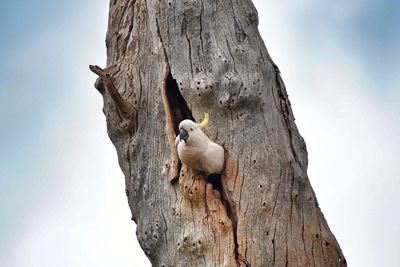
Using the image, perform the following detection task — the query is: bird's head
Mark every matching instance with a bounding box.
[178,113,209,145]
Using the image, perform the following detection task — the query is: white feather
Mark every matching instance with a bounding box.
[176,119,224,174]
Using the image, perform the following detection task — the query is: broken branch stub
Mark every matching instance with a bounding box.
[89,64,134,116]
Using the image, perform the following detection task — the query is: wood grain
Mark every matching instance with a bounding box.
[92,0,346,266]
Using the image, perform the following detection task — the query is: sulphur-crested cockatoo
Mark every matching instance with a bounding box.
[175,113,225,174]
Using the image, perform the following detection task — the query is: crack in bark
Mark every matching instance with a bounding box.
[220,186,246,266]
[199,0,205,56]
[185,23,194,77]
[273,69,304,171]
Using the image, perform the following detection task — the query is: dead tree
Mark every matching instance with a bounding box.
[90,0,346,266]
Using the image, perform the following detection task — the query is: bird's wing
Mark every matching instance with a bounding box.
[200,141,225,174]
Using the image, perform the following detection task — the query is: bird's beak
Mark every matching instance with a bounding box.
[179,129,189,142]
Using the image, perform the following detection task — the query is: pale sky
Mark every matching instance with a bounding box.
[0,0,399,266]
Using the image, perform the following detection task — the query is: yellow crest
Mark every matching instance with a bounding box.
[199,113,209,129]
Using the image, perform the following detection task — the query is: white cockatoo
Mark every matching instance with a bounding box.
[175,113,225,175]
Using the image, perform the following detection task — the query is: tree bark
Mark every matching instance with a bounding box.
[91,0,346,266]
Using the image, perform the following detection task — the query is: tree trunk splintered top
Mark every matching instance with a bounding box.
[91,0,346,266]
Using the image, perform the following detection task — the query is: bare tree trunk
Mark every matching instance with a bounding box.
[90,0,346,266]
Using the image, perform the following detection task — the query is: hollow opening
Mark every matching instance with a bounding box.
[165,71,194,135]
[163,70,245,264]
[208,170,242,265]
[207,173,223,191]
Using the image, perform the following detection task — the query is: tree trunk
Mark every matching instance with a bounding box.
[91,0,346,266]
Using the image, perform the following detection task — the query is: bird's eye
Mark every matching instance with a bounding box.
[190,128,193,131]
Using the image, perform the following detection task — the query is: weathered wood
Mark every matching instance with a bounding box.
[92,0,346,266]
[89,64,135,116]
